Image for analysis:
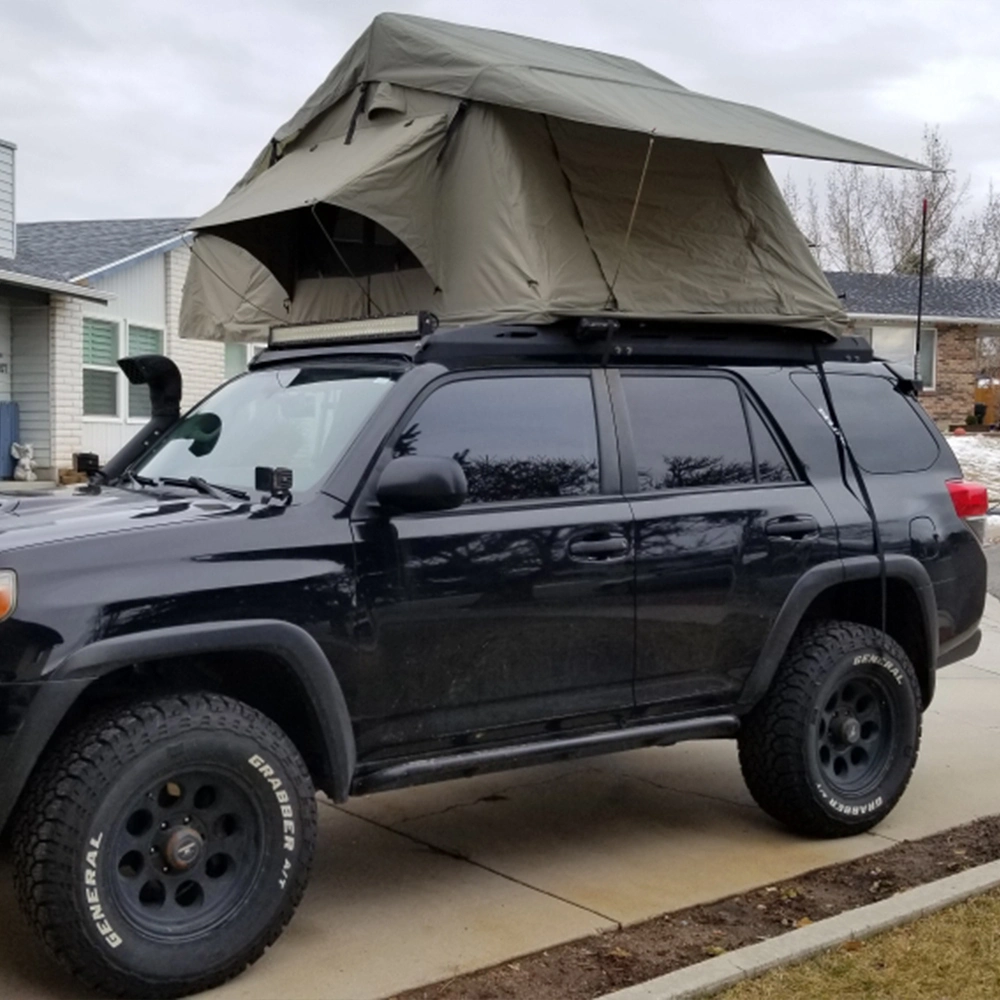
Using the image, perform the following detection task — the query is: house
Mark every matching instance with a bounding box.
[0,139,252,481]
[826,270,1000,429]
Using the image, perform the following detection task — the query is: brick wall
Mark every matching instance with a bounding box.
[165,246,226,409]
[846,318,980,429]
[918,324,979,428]
[49,294,84,470]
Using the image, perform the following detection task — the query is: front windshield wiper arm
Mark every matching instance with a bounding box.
[157,476,251,502]
[125,474,250,502]
[116,470,158,489]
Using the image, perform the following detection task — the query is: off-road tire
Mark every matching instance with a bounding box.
[12,692,318,998]
[738,620,922,838]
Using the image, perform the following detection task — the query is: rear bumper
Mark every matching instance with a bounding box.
[937,625,982,670]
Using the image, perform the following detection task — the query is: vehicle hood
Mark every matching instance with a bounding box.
[0,487,251,552]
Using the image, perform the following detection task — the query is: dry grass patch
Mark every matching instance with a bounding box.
[718,887,1000,1000]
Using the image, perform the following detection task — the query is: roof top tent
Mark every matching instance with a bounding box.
[181,13,924,344]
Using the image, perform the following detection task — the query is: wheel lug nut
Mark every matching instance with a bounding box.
[183,816,191,824]
[162,866,170,873]
[149,847,156,855]
[160,822,168,830]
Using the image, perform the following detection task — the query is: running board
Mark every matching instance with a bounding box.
[352,714,740,795]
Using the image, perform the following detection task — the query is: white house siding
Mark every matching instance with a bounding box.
[0,299,12,401]
[10,303,51,472]
[49,295,83,469]
[0,142,14,259]
[166,247,226,409]
[80,253,167,461]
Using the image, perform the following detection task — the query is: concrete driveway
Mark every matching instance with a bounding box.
[4,598,1000,1000]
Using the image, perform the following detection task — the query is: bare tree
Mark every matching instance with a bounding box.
[781,125,974,276]
[879,126,967,274]
[823,164,885,272]
[946,182,1000,280]
[781,174,824,261]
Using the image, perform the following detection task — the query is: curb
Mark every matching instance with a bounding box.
[596,858,1000,1000]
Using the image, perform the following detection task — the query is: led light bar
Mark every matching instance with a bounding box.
[269,313,437,347]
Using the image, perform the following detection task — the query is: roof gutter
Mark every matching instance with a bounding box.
[847,312,1000,328]
[0,268,113,303]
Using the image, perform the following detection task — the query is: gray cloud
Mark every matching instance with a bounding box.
[1,0,997,220]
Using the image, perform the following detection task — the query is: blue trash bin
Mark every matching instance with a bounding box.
[0,402,20,480]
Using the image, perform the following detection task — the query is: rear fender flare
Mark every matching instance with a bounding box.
[738,555,938,712]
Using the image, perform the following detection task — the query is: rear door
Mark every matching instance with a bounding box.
[350,369,635,757]
[610,369,837,711]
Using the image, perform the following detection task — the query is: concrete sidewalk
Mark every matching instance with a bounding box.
[4,597,1000,1000]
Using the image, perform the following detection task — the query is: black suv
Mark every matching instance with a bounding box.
[0,317,987,997]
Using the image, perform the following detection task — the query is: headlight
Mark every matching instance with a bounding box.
[0,570,16,622]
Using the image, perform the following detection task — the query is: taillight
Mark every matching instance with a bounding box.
[947,479,989,519]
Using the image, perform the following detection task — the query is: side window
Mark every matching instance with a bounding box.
[622,375,757,491]
[745,404,796,483]
[394,376,600,504]
[792,372,939,474]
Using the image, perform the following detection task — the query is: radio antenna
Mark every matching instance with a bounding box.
[605,132,656,310]
[913,197,929,387]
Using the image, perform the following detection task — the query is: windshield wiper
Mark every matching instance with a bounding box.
[156,476,251,501]
[124,473,250,501]
[117,470,158,489]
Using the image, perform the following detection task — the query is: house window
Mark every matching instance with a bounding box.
[853,325,936,390]
[83,318,120,416]
[224,342,248,379]
[127,325,164,418]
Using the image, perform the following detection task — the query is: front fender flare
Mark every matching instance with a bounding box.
[0,620,355,833]
[738,555,938,712]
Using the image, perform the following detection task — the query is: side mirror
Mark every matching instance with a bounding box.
[376,456,467,514]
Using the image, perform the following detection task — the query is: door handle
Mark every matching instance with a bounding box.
[568,535,630,559]
[765,515,820,540]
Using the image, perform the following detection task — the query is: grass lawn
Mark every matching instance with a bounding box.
[717,887,1000,1000]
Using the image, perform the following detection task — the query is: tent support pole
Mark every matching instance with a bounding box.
[605,132,655,310]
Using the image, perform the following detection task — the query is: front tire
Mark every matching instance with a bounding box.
[13,692,318,998]
[738,620,922,838]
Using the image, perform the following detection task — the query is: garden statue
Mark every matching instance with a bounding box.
[11,442,38,482]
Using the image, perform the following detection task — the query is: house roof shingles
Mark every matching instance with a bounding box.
[825,271,1000,322]
[0,218,193,283]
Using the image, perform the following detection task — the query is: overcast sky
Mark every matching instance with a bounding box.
[2,0,999,223]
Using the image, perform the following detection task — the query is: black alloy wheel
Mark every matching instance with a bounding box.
[738,620,922,838]
[812,671,897,798]
[108,768,266,941]
[13,692,318,999]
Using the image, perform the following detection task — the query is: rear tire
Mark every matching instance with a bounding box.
[13,691,317,998]
[738,620,922,838]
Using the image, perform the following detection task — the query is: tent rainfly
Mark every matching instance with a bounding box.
[182,13,924,342]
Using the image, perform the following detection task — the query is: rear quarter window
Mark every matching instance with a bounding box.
[792,372,939,474]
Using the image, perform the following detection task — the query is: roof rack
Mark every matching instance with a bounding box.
[260,315,874,366]
[415,320,874,366]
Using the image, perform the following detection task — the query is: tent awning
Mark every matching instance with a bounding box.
[256,12,925,174]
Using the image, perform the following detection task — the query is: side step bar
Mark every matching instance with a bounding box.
[353,714,740,795]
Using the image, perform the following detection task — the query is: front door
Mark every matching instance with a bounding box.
[351,371,635,759]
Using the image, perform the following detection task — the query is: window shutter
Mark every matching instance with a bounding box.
[83,318,118,366]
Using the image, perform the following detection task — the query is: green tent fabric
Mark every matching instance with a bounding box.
[182,14,923,342]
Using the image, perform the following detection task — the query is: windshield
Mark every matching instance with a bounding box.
[135,366,397,492]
